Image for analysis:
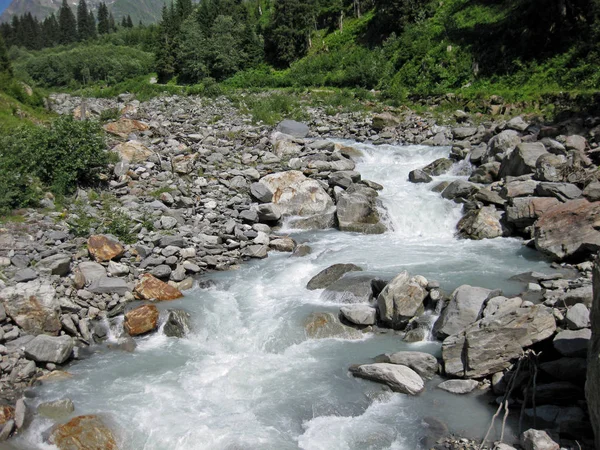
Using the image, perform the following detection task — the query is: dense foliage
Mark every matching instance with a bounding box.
[0,116,109,213]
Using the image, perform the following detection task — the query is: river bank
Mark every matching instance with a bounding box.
[0,92,598,449]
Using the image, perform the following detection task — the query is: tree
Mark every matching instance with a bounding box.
[88,11,97,38]
[58,0,77,44]
[0,34,12,77]
[77,0,94,41]
[108,12,117,32]
[97,2,110,34]
[126,15,134,28]
[42,14,60,47]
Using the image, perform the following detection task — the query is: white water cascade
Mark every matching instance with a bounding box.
[11,143,554,450]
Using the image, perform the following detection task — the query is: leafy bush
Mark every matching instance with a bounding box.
[0,116,109,213]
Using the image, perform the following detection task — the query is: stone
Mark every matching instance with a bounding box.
[242,244,269,259]
[269,237,295,252]
[499,143,548,178]
[36,254,71,276]
[442,305,556,378]
[0,280,61,335]
[250,182,273,203]
[452,127,477,139]
[112,140,153,163]
[328,171,361,189]
[433,285,491,340]
[336,184,386,234]
[107,261,129,277]
[501,179,538,198]
[422,158,453,176]
[322,274,375,303]
[134,273,183,301]
[535,153,566,182]
[0,420,13,441]
[87,235,124,262]
[77,262,107,284]
[150,264,172,279]
[276,119,309,138]
[520,429,559,450]
[350,363,424,395]
[14,268,38,283]
[507,116,530,132]
[14,398,25,429]
[469,162,501,184]
[340,305,376,326]
[535,182,582,202]
[87,277,130,295]
[24,335,73,364]
[239,209,259,223]
[456,206,506,240]
[304,312,362,340]
[437,379,478,394]
[104,118,148,138]
[441,180,478,201]
[49,415,117,450]
[540,357,587,382]
[377,272,428,329]
[124,304,159,336]
[408,169,432,183]
[553,328,590,357]
[566,303,590,329]
[372,112,400,130]
[583,181,600,201]
[534,199,600,261]
[374,351,438,379]
[587,258,600,449]
[0,406,14,426]
[37,399,75,420]
[506,197,560,229]
[306,263,363,290]
[163,309,191,338]
[486,130,522,161]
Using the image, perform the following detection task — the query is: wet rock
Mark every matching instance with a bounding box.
[304,312,362,340]
[408,169,432,183]
[377,271,428,329]
[242,244,269,258]
[433,285,491,340]
[499,143,548,178]
[336,184,386,234]
[422,158,453,176]
[457,206,506,240]
[36,254,71,276]
[276,119,309,138]
[437,379,478,394]
[520,428,559,450]
[534,199,600,261]
[87,235,125,262]
[37,398,75,420]
[124,304,159,336]
[269,237,295,252]
[306,263,363,290]
[374,351,438,379]
[553,328,590,357]
[350,363,424,395]
[163,309,191,337]
[0,280,61,335]
[322,274,375,303]
[441,180,479,201]
[329,171,361,189]
[24,335,74,364]
[49,415,117,450]
[340,304,376,325]
[134,274,183,301]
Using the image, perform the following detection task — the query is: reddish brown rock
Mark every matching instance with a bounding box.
[124,304,159,336]
[134,274,183,301]
[50,415,117,450]
[87,235,124,262]
[0,406,14,426]
[534,199,600,261]
[103,118,148,139]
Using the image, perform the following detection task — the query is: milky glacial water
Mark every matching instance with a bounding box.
[10,143,554,450]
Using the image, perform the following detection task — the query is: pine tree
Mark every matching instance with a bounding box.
[41,13,60,47]
[77,0,92,41]
[126,15,134,28]
[88,11,97,38]
[0,34,12,77]
[121,16,127,28]
[97,3,109,35]
[58,0,77,44]
[108,12,117,32]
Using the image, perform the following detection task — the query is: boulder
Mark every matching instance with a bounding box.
[541,357,587,382]
[304,312,362,340]
[87,235,124,262]
[566,303,590,329]
[37,399,75,420]
[433,285,491,340]
[350,363,424,395]
[506,197,560,230]
[507,116,529,132]
[422,158,453,176]
[276,120,309,138]
[0,280,61,335]
[163,309,191,337]
[456,206,506,240]
[469,162,500,184]
[535,182,582,202]
[534,199,600,261]
[535,153,566,182]
[553,328,590,357]
[87,277,130,295]
[0,406,14,426]
[587,258,600,449]
[583,181,600,201]
[24,335,73,364]
[242,244,269,259]
[336,184,386,234]
[442,305,556,378]
[250,182,273,203]
[36,254,71,276]
[49,415,117,450]
[377,272,428,329]
[372,112,400,131]
[452,127,477,139]
[499,143,548,178]
[520,429,559,450]
[408,169,432,184]
[306,263,363,290]
[501,179,538,198]
[77,262,107,285]
[340,305,376,326]
[124,304,159,336]
[441,180,479,201]
[437,379,478,394]
[269,237,295,252]
[374,351,438,379]
[486,130,522,162]
[134,274,183,301]
[322,274,375,303]
[104,118,148,138]
[112,140,153,163]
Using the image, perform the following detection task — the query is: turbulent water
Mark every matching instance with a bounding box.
[12,143,554,450]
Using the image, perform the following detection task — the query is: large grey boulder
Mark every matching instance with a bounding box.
[456,206,506,240]
[163,309,192,338]
[408,169,432,184]
[441,180,479,201]
[322,274,375,303]
[77,261,107,285]
[442,305,556,378]
[485,130,522,162]
[422,158,453,176]
[433,285,491,340]
[499,142,548,178]
[350,363,424,395]
[336,184,386,234]
[250,182,273,203]
[553,328,590,357]
[377,272,428,329]
[535,153,566,182]
[437,379,478,394]
[520,429,559,450]
[535,182,582,202]
[276,120,309,138]
[340,305,376,326]
[36,254,71,276]
[304,312,362,340]
[0,280,61,335]
[587,258,600,449]
[506,197,560,230]
[87,277,130,295]
[374,351,438,379]
[306,263,362,290]
[566,303,590,329]
[24,335,73,364]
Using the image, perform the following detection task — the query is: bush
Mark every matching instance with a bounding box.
[0,116,109,213]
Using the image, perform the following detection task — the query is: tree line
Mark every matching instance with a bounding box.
[0,0,136,50]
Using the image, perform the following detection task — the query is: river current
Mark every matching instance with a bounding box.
[11,142,553,450]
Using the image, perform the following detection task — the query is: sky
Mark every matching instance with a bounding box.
[0,0,11,16]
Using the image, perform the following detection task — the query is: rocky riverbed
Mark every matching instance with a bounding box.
[0,92,599,449]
